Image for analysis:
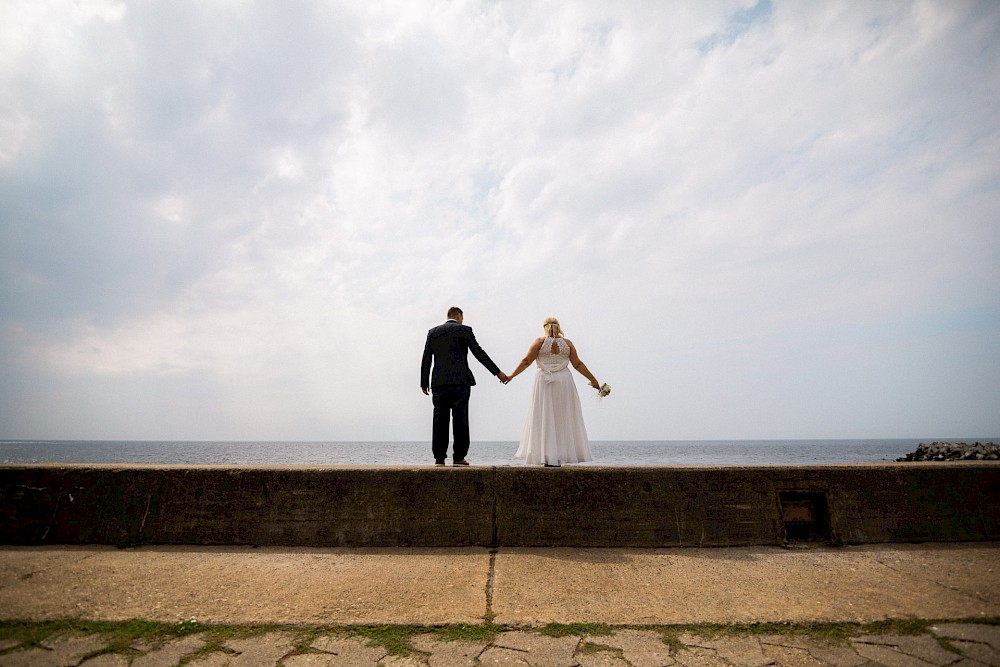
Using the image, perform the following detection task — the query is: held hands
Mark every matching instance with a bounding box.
[497,372,510,384]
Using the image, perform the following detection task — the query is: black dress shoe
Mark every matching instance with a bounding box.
[435,462,445,466]
[453,459,471,466]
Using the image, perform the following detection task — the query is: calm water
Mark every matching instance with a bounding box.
[1,439,993,466]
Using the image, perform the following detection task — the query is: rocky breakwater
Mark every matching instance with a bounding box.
[897,441,1000,462]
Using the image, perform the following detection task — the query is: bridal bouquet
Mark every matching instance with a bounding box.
[598,382,611,398]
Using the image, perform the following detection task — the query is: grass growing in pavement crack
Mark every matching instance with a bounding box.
[0,617,996,658]
[346,625,426,655]
[651,618,973,647]
[433,623,498,643]
[538,623,614,638]
[348,623,503,654]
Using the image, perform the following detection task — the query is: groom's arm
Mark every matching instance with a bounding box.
[466,329,501,377]
[420,331,433,391]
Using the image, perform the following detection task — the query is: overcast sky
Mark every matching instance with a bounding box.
[1,0,998,442]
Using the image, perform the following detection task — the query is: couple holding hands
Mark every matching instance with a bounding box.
[420,306,605,467]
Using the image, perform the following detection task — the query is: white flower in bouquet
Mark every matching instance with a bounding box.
[598,382,611,398]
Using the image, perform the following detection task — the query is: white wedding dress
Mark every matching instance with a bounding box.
[515,336,593,466]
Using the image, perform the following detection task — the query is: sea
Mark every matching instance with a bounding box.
[0,438,995,467]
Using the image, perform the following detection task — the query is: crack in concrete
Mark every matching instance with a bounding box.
[40,492,63,541]
[485,548,497,623]
[0,549,103,592]
[874,556,995,605]
[138,492,153,535]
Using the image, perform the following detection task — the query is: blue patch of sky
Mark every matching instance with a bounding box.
[794,305,1000,350]
[697,0,774,54]
[883,306,1000,340]
[472,166,503,202]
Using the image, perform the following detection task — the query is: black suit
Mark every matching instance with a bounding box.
[421,319,501,463]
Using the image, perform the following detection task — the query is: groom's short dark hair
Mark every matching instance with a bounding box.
[447,306,463,319]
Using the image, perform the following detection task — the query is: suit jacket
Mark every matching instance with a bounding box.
[421,320,501,389]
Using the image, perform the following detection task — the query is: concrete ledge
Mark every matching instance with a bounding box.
[1,464,998,547]
[0,465,494,547]
[494,465,1000,546]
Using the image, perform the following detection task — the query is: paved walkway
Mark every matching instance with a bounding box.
[0,543,998,665]
[2,624,1000,666]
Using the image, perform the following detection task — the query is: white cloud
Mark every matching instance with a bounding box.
[2,0,998,441]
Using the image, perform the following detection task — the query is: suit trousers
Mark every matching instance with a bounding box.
[431,384,471,463]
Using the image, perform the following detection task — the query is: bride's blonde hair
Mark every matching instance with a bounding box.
[543,317,564,338]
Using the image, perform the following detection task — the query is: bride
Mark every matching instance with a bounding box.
[506,317,601,466]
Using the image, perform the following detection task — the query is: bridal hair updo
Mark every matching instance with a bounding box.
[543,317,564,338]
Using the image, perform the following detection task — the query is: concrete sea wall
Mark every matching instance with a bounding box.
[1,464,998,547]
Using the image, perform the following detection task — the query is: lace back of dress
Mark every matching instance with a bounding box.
[542,336,567,357]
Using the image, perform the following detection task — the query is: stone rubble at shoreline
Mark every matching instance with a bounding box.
[897,441,1000,462]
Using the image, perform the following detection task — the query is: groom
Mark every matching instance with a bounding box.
[421,307,508,466]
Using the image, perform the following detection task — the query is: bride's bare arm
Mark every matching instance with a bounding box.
[568,340,600,389]
[508,337,544,381]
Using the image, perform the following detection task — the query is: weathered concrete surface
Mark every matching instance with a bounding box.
[493,464,1000,547]
[1,543,998,627]
[2,463,998,547]
[0,546,489,625]
[2,624,1000,666]
[490,543,1000,625]
[1,543,999,665]
[0,465,495,547]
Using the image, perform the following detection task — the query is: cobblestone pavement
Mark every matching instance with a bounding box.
[0,623,998,666]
